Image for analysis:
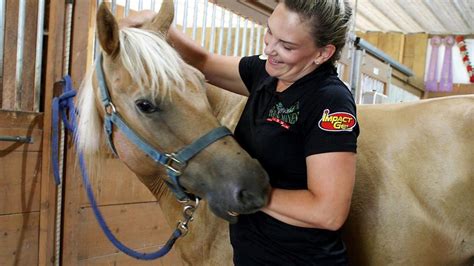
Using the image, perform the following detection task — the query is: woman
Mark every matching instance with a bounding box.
[122,0,359,264]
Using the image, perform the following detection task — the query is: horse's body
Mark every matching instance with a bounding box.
[78,2,474,265]
[203,90,474,265]
[347,96,474,265]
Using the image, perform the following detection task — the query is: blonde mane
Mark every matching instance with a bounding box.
[76,27,205,164]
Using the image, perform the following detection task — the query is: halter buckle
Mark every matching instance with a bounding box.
[164,153,186,175]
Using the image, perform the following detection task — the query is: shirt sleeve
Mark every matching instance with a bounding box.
[239,55,267,94]
[304,83,359,156]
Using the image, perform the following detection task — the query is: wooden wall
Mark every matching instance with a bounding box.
[0,111,43,265]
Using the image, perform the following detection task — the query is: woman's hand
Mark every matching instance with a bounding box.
[118,10,156,28]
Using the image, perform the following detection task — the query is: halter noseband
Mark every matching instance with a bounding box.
[95,53,232,202]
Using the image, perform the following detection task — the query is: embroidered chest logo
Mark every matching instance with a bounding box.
[266,102,299,129]
[318,109,357,132]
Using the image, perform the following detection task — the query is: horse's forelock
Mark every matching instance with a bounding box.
[119,28,204,101]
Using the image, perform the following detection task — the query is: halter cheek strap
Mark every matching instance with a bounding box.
[95,53,232,201]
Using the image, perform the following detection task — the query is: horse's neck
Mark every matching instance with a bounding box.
[205,83,247,131]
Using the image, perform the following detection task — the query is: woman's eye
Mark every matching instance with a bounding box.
[135,99,158,113]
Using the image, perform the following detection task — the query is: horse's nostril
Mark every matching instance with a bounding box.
[237,189,252,202]
[236,189,265,209]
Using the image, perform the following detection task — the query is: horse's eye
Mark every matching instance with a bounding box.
[135,99,158,113]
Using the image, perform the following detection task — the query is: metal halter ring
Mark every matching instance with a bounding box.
[105,102,117,115]
[164,153,187,176]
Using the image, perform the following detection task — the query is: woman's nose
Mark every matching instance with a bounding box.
[264,38,276,56]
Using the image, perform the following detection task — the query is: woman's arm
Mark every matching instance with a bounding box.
[167,27,248,96]
[261,152,356,231]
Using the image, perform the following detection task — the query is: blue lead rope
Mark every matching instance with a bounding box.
[51,75,182,260]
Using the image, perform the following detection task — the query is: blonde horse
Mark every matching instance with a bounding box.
[78,1,474,265]
[76,2,269,264]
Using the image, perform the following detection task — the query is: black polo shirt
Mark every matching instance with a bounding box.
[230,55,358,265]
[235,55,359,190]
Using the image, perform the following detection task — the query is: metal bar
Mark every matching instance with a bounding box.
[33,0,46,112]
[138,0,143,10]
[111,0,117,15]
[241,19,248,56]
[0,135,33,143]
[217,8,225,55]
[233,17,240,56]
[351,49,363,103]
[209,3,216,53]
[256,25,262,55]
[349,34,414,77]
[15,0,27,110]
[200,0,208,48]
[125,0,130,17]
[0,0,5,83]
[225,13,233,56]
[249,21,255,56]
[182,0,188,33]
[191,0,198,40]
[94,0,103,61]
[151,0,156,11]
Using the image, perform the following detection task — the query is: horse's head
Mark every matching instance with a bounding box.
[76,2,270,223]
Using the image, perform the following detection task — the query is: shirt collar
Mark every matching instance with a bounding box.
[259,63,336,108]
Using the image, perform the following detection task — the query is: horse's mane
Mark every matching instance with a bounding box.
[76,27,205,168]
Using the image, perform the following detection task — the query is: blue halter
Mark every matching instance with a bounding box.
[95,53,232,202]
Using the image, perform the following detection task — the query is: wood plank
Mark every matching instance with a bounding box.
[0,110,43,129]
[78,245,182,266]
[425,84,474,98]
[0,212,39,266]
[70,0,95,89]
[78,158,157,206]
[377,32,405,63]
[38,0,67,264]
[0,110,43,152]
[402,33,428,80]
[360,53,391,84]
[76,202,177,261]
[0,128,43,152]
[357,31,380,48]
[0,151,41,215]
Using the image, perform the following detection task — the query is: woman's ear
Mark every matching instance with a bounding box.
[314,44,336,65]
[97,3,120,57]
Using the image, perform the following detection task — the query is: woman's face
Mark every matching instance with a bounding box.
[264,3,322,84]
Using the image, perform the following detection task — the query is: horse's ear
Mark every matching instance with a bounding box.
[143,0,174,34]
[96,3,120,57]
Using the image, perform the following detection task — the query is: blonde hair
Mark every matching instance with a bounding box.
[283,0,352,65]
